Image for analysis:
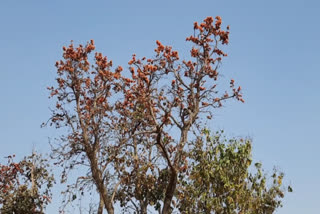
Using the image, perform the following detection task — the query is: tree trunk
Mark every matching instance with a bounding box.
[97,196,104,214]
[162,169,177,214]
[88,152,114,214]
[140,200,148,214]
[162,128,189,214]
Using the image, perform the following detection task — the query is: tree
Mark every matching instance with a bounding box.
[114,16,243,214]
[47,16,289,214]
[176,129,292,214]
[0,153,54,214]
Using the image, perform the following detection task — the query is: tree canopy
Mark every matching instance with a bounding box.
[0,153,54,214]
[0,16,291,214]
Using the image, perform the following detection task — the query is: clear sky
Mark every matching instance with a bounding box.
[0,0,319,213]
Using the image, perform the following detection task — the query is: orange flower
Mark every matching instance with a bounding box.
[156,40,164,51]
[114,72,121,80]
[191,48,198,57]
[117,66,123,72]
[202,102,209,106]
[214,98,220,102]
[85,78,91,88]
[194,22,199,30]
[215,16,222,21]
[172,51,179,59]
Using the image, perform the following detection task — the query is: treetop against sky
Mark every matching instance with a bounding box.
[1,0,320,213]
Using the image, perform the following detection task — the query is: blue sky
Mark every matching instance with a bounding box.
[0,0,319,213]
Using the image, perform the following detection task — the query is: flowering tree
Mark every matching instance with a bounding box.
[47,38,124,214]
[46,16,291,214]
[0,153,54,214]
[116,16,244,213]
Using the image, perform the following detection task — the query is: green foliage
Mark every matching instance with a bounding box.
[176,130,291,214]
[1,185,40,214]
